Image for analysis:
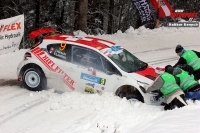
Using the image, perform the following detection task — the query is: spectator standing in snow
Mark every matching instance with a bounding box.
[174,44,200,80]
[146,65,187,110]
[165,65,200,101]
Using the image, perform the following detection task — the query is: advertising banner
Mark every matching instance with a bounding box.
[150,0,173,18]
[0,14,24,54]
[133,0,154,25]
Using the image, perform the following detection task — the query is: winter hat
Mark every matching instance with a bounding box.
[175,44,184,53]
[165,65,174,74]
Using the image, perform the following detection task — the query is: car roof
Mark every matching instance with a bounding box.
[44,34,115,50]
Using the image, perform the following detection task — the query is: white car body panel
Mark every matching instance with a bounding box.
[17,34,161,105]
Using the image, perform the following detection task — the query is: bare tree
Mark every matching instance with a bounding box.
[117,0,126,31]
[78,0,88,33]
[34,0,40,29]
[108,0,114,34]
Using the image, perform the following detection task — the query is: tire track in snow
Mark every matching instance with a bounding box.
[132,44,200,54]
[0,91,29,103]
[0,88,18,96]
[0,79,21,87]
[133,49,179,66]
[0,79,22,97]
[147,57,177,63]
[0,98,47,125]
[132,44,200,66]
[147,57,178,65]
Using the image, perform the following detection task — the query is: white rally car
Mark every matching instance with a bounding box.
[17,28,161,104]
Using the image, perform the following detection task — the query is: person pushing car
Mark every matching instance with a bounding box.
[165,65,200,101]
[174,44,200,80]
[145,65,187,110]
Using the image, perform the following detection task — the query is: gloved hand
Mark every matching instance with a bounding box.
[161,102,166,106]
[176,64,193,75]
[154,91,163,101]
[154,95,160,101]
[164,104,175,110]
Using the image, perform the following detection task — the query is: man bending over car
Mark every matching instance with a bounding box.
[165,65,200,101]
[145,65,187,110]
[174,44,200,80]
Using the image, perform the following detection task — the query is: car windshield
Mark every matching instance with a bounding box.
[108,49,148,73]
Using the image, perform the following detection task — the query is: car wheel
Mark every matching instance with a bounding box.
[23,68,47,91]
[126,93,144,102]
[116,85,144,103]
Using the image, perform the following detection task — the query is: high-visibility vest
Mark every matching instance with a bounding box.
[160,72,180,98]
[182,50,200,71]
[174,67,198,91]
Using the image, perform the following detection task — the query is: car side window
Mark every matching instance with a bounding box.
[47,43,71,62]
[72,46,104,72]
[102,58,122,76]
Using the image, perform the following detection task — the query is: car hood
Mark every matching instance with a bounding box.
[135,66,157,80]
[128,72,154,85]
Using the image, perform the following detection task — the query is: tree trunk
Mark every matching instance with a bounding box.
[59,1,65,32]
[74,1,79,31]
[35,0,40,29]
[108,0,114,34]
[78,0,88,33]
[118,1,125,31]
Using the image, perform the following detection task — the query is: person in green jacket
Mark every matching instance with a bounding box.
[174,44,200,80]
[146,65,187,110]
[165,65,200,100]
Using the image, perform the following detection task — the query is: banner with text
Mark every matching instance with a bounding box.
[133,0,154,25]
[0,14,24,55]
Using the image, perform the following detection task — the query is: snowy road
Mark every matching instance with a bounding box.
[0,27,200,133]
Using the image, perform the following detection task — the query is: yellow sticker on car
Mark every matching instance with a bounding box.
[85,86,94,93]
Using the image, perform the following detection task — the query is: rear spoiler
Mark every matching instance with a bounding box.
[29,28,58,49]
[29,28,57,39]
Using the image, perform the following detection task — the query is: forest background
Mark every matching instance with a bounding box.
[1,0,200,48]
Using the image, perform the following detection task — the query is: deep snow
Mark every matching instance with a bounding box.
[0,25,200,133]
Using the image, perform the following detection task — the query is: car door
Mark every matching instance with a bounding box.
[46,43,78,92]
[70,45,122,93]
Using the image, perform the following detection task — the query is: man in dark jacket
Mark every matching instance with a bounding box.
[146,65,187,110]
[165,65,200,100]
[174,44,200,80]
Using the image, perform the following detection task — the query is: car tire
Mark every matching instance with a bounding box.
[23,68,47,91]
[116,86,144,103]
[126,93,144,103]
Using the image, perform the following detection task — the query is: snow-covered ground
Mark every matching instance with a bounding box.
[0,26,200,133]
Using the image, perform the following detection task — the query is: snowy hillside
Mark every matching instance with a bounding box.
[0,26,200,133]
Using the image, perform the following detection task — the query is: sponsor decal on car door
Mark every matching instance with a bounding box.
[73,46,119,93]
[80,72,107,93]
[31,47,75,91]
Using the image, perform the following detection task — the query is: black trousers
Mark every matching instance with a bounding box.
[164,94,187,110]
[194,69,200,80]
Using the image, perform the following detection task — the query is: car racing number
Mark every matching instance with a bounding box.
[100,78,106,85]
[59,42,67,51]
